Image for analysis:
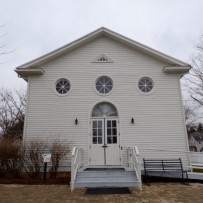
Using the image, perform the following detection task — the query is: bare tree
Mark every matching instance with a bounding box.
[184,104,196,124]
[0,24,16,61]
[0,89,26,140]
[184,103,198,136]
[0,138,23,177]
[48,139,70,179]
[22,140,47,179]
[186,35,203,106]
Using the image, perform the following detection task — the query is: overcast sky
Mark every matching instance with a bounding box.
[1,0,203,90]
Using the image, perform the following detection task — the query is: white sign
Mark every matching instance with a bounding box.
[42,153,51,163]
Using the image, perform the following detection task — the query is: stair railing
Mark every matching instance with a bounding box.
[127,146,142,190]
[71,147,83,191]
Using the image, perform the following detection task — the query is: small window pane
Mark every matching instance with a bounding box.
[107,137,112,144]
[98,137,102,144]
[63,89,68,94]
[56,84,61,88]
[98,121,102,128]
[105,88,110,94]
[113,136,117,143]
[107,128,111,136]
[92,129,97,136]
[93,121,97,128]
[107,121,111,127]
[112,128,117,135]
[106,80,112,86]
[99,87,105,94]
[93,137,97,144]
[147,81,153,86]
[98,129,102,136]
[112,121,117,127]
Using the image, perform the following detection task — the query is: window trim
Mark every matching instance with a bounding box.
[94,76,114,96]
[137,76,155,95]
[54,78,71,96]
[92,102,118,117]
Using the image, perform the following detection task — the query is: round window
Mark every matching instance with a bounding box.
[96,76,113,94]
[138,77,153,93]
[56,78,70,94]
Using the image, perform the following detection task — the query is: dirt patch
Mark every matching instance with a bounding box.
[1,183,203,203]
[0,172,70,185]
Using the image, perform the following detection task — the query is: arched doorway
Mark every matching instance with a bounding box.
[90,102,121,165]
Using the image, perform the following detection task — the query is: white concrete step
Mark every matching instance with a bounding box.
[73,168,140,188]
[74,181,140,188]
[77,171,136,178]
[76,176,138,182]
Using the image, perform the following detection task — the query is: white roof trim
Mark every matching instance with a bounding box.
[15,68,44,79]
[163,66,190,74]
[15,27,190,70]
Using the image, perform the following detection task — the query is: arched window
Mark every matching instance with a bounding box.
[92,102,118,117]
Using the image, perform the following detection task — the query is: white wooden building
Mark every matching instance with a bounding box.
[15,27,191,189]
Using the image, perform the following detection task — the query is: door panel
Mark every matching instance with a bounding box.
[105,119,120,165]
[90,119,105,165]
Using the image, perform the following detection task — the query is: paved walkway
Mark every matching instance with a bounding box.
[0,183,203,203]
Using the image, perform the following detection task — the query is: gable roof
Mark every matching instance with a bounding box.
[15,27,190,77]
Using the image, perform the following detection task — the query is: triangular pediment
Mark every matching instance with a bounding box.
[15,27,190,72]
[93,54,113,63]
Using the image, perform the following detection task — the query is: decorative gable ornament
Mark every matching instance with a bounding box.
[93,54,113,63]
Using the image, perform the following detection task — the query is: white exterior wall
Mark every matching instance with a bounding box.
[24,36,190,170]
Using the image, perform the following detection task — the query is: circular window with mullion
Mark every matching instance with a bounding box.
[56,78,70,94]
[138,77,153,93]
[96,76,113,94]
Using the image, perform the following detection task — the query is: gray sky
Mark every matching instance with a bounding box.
[1,0,203,89]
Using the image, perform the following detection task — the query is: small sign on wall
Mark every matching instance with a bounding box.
[42,154,51,163]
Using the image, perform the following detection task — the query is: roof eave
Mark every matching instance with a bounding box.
[15,68,44,81]
[163,66,191,74]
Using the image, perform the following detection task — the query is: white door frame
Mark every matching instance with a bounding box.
[89,116,121,166]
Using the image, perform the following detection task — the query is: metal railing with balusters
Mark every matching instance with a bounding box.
[127,146,142,190]
[70,147,83,191]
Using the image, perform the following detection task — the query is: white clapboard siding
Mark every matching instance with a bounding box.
[24,36,189,170]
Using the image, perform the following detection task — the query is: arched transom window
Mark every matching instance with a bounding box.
[92,102,118,117]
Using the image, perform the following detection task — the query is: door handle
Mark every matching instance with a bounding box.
[102,145,108,148]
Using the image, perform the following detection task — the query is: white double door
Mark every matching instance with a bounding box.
[90,118,120,165]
